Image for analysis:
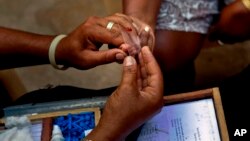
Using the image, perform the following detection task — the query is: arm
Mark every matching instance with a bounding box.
[0,13,139,70]
[123,0,162,30]
[0,27,54,69]
[85,46,163,141]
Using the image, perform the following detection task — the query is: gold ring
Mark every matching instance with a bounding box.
[106,21,115,30]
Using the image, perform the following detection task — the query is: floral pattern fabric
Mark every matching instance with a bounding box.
[156,0,235,34]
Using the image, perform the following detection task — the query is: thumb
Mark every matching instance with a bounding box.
[89,48,126,65]
[120,56,138,86]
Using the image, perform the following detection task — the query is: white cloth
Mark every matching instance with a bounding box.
[0,116,34,141]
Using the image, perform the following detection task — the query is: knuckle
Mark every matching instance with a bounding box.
[112,37,123,47]
[120,16,130,23]
[116,15,132,24]
[104,51,113,63]
[125,65,137,74]
[111,29,121,39]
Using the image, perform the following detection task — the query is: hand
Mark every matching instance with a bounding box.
[55,13,138,70]
[208,0,250,44]
[119,15,155,50]
[109,14,155,56]
[86,47,163,141]
[130,16,155,50]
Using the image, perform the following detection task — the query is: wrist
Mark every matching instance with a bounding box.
[48,34,69,70]
[85,126,122,141]
[85,120,127,141]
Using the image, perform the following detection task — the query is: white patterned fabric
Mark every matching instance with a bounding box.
[156,0,235,34]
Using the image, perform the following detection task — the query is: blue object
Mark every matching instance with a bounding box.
[54,112,95,141]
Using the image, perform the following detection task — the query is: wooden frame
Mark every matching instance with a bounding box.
[0,107,101,126]
[0,107,101,140]
[163,87,229,141]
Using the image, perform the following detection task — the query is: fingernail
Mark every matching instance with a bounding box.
[116,53,125,60]
[125,56,135,66]
[144,26,150,32]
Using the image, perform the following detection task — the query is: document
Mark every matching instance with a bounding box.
[137,98,221,141]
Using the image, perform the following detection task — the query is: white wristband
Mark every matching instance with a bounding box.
[48,34,68,70]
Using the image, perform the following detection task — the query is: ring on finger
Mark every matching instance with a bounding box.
[106,21,115,30]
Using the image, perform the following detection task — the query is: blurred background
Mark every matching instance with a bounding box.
[0,0,249,103]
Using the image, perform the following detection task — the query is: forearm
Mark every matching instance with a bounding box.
[123,0,162,30]
[0,27,54,69]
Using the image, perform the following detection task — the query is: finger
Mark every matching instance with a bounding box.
[139,30,150,47]
[138,52,148,88]
[106,14,141,50]
[87,49,127,66]
[119,44,130,53]
[148,31,155,51]
[119,26,141,56]
[137,64,142,90]
[88,24,125,46]
[120,43,138,56]
[120,56,138,88]
[95,16,120,31]
[89,19,138,48]
[130,16,155,48]
[112,13,135,31]
[129,16,143,34]
[84,17,124,46]
[105,13,136,32]
[142,26,155,51]
[141,46,163,94]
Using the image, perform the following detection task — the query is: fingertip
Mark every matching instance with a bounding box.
[116,52,126,61]
[124,56,136,67]
[141,46,151,54]
[95,48,126,65]
[120,44,130,49]
[120,44,131,54]
[141,46,157,65]
[121,56,138,84]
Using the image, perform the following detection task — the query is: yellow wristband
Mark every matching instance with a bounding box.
[48,34,68,70]
[242,0,250,10]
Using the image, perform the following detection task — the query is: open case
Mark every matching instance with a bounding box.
[1,87,229,141]
[0,105,101,141]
